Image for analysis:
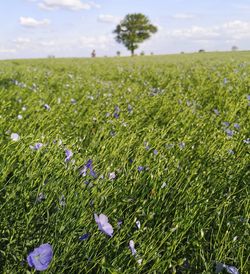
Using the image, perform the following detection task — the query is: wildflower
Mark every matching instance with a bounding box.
[225,129,234,137]
[70,98,77,104]
[137,258,143,265]
[129,240,136,256]
[59,195,66,207]
[117,220,123,227]
[114,112,119,119]
[94,213,113,237]
[36,193,46,203]
[138,166,144,172]
[214,109,220,115]
[222,121,230,127]
[65,149,73,162]
[79,233,90,241]
[30,143,43,151]
[233,123,240,130]
[17,114,23,119]
[246,94,250,101]
[79,159,96,178]
[179,142,185,149]
[228,149,234,155]
[136,220,141,229]
[223,78,228,84]
[22,106,27,111]
[109,172,116,180]
[27,243,53,271]
[128,104,133,113]
[153,149,158,155]
[11,133,20,141]
[161,182,167,188]
[215,262,239,274]
[44,104,50,110]
[243,138,250,144]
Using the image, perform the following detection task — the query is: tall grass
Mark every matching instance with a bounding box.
[0,52,249,273]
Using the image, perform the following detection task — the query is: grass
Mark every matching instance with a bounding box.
[0,52,249,273]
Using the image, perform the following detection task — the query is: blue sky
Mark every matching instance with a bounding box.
[1,0,250,59]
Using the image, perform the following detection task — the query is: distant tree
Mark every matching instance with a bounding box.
[232,45,238,51]
[116,51,121,56]
[140,51,145,56]
[198,49,205,53]
[113,13,157,56]
[150,52,154,55]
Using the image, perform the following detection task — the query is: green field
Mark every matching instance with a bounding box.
[0,52,249,273]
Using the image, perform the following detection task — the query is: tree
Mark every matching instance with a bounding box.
[113,13,157,56]
[232,45,238,51]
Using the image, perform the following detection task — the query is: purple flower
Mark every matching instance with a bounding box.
[225,129,234,137]
[246,94,250,101]
[223,78,228,84]
[128,104,133,113]
[109,172,116,180]
[214,109,220,115]
[11,133,20,141]
[129,240,136,256]
[44,104,50,110]
[65,149,73,162]
[30,143,43,151]
[222,121,230,127]
[94,213,113,237]
[215,262,239,274]
[234,123,240,130]
[138,166,144,172]
[114,112,119,119]
[153,149,158,155]
[228,149,234,155]
[27,243,53,271]
[79,159,96,178]
[79,233,90,241]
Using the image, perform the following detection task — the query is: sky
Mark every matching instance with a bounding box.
[1,0,250,59]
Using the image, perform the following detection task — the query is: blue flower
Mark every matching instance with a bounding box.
[79,233,90,241]
[44,104,50,110]
[153,149,158,155]
[65,149,73,162]
[94,213,113,237]
[79,159,96,178]
[138,166,144,172]
[30,143,43,151]
[27,243,53,271]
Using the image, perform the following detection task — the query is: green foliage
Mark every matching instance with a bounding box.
[113,13,157,55]
[0,52,250,273]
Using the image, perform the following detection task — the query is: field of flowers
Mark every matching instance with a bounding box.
[0,52,249,273]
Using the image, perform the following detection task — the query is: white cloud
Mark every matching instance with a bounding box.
[19,16,50,27]
[38,0,91,11]
[172,13,195,20]
[98,14,121,24]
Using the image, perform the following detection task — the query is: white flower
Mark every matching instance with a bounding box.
[129,240,136,256]
[109,172,116,180]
